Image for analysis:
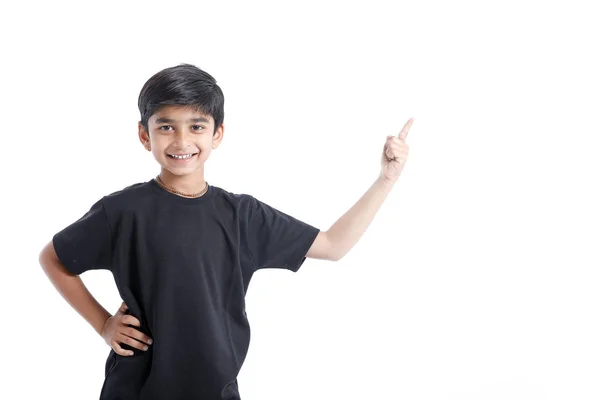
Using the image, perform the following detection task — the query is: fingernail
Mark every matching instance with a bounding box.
[129,351,134,355]
[143,346,149,351]
[148,339,153,344]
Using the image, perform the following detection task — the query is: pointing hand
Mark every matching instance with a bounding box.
[380,118,413,184]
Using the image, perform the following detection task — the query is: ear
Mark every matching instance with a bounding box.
[138,122,151,151]
[211,123,225,149]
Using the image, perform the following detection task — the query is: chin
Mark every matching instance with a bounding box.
[161,164,204,177]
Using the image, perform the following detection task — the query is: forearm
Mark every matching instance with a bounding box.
[39,242,111,336]
[326,176,395,260]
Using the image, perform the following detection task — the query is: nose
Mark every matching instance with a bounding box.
[173,129,191,148]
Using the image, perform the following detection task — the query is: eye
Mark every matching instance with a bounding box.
[192,125,204,131]
[159,125,173,131]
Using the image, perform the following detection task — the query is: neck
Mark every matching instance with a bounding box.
[158,169,207,195]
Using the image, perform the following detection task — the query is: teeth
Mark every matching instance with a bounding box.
[170,154,194,159]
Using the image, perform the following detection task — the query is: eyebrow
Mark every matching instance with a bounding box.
[154,117,210,124]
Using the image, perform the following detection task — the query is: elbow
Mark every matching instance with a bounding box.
[328,248,344,262]
[326,237,344,262]
[39,243,50,270]
[311,231,346,262]
[39,241,71,277]
[39,241,56,265]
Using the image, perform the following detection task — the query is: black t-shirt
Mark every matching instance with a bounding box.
[52,179,320,400]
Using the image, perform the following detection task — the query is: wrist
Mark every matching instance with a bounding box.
[376,175,397,190]
[97,313,111,337]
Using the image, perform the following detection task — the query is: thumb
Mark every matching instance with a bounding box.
[118,302,128,314]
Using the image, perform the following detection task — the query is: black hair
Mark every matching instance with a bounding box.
[138,63,224,134]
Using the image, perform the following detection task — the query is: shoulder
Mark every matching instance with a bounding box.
[210,185,254,205]
[101,180,154,211]
[209,186,264,220]
[104,181,151,200]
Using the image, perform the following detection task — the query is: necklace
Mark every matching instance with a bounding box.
[154,175,209,198]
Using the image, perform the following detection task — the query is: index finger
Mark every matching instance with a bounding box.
[398,117,414,140]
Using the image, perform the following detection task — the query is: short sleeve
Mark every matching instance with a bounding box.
[245,195,320,272]
[52,198,112,275]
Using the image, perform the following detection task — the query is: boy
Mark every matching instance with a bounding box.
[39,63,412,399]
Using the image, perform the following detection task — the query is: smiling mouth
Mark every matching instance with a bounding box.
[168,153,198,160]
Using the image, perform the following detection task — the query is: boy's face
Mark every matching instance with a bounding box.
[138,105,224,179]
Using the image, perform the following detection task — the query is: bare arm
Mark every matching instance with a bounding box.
[39,241,111,336]
[307,118,413,261]
[327,177,394,260]
[307,177,394,261]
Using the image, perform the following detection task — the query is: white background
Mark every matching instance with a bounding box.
[1,0,599,399]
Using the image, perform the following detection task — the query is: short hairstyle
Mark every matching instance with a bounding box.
[138,63,225,134]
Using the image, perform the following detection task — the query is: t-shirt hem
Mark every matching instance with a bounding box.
[288,226,321,273]
[52,233,80,275]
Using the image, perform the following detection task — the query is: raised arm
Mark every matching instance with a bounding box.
[307,118,413,261]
